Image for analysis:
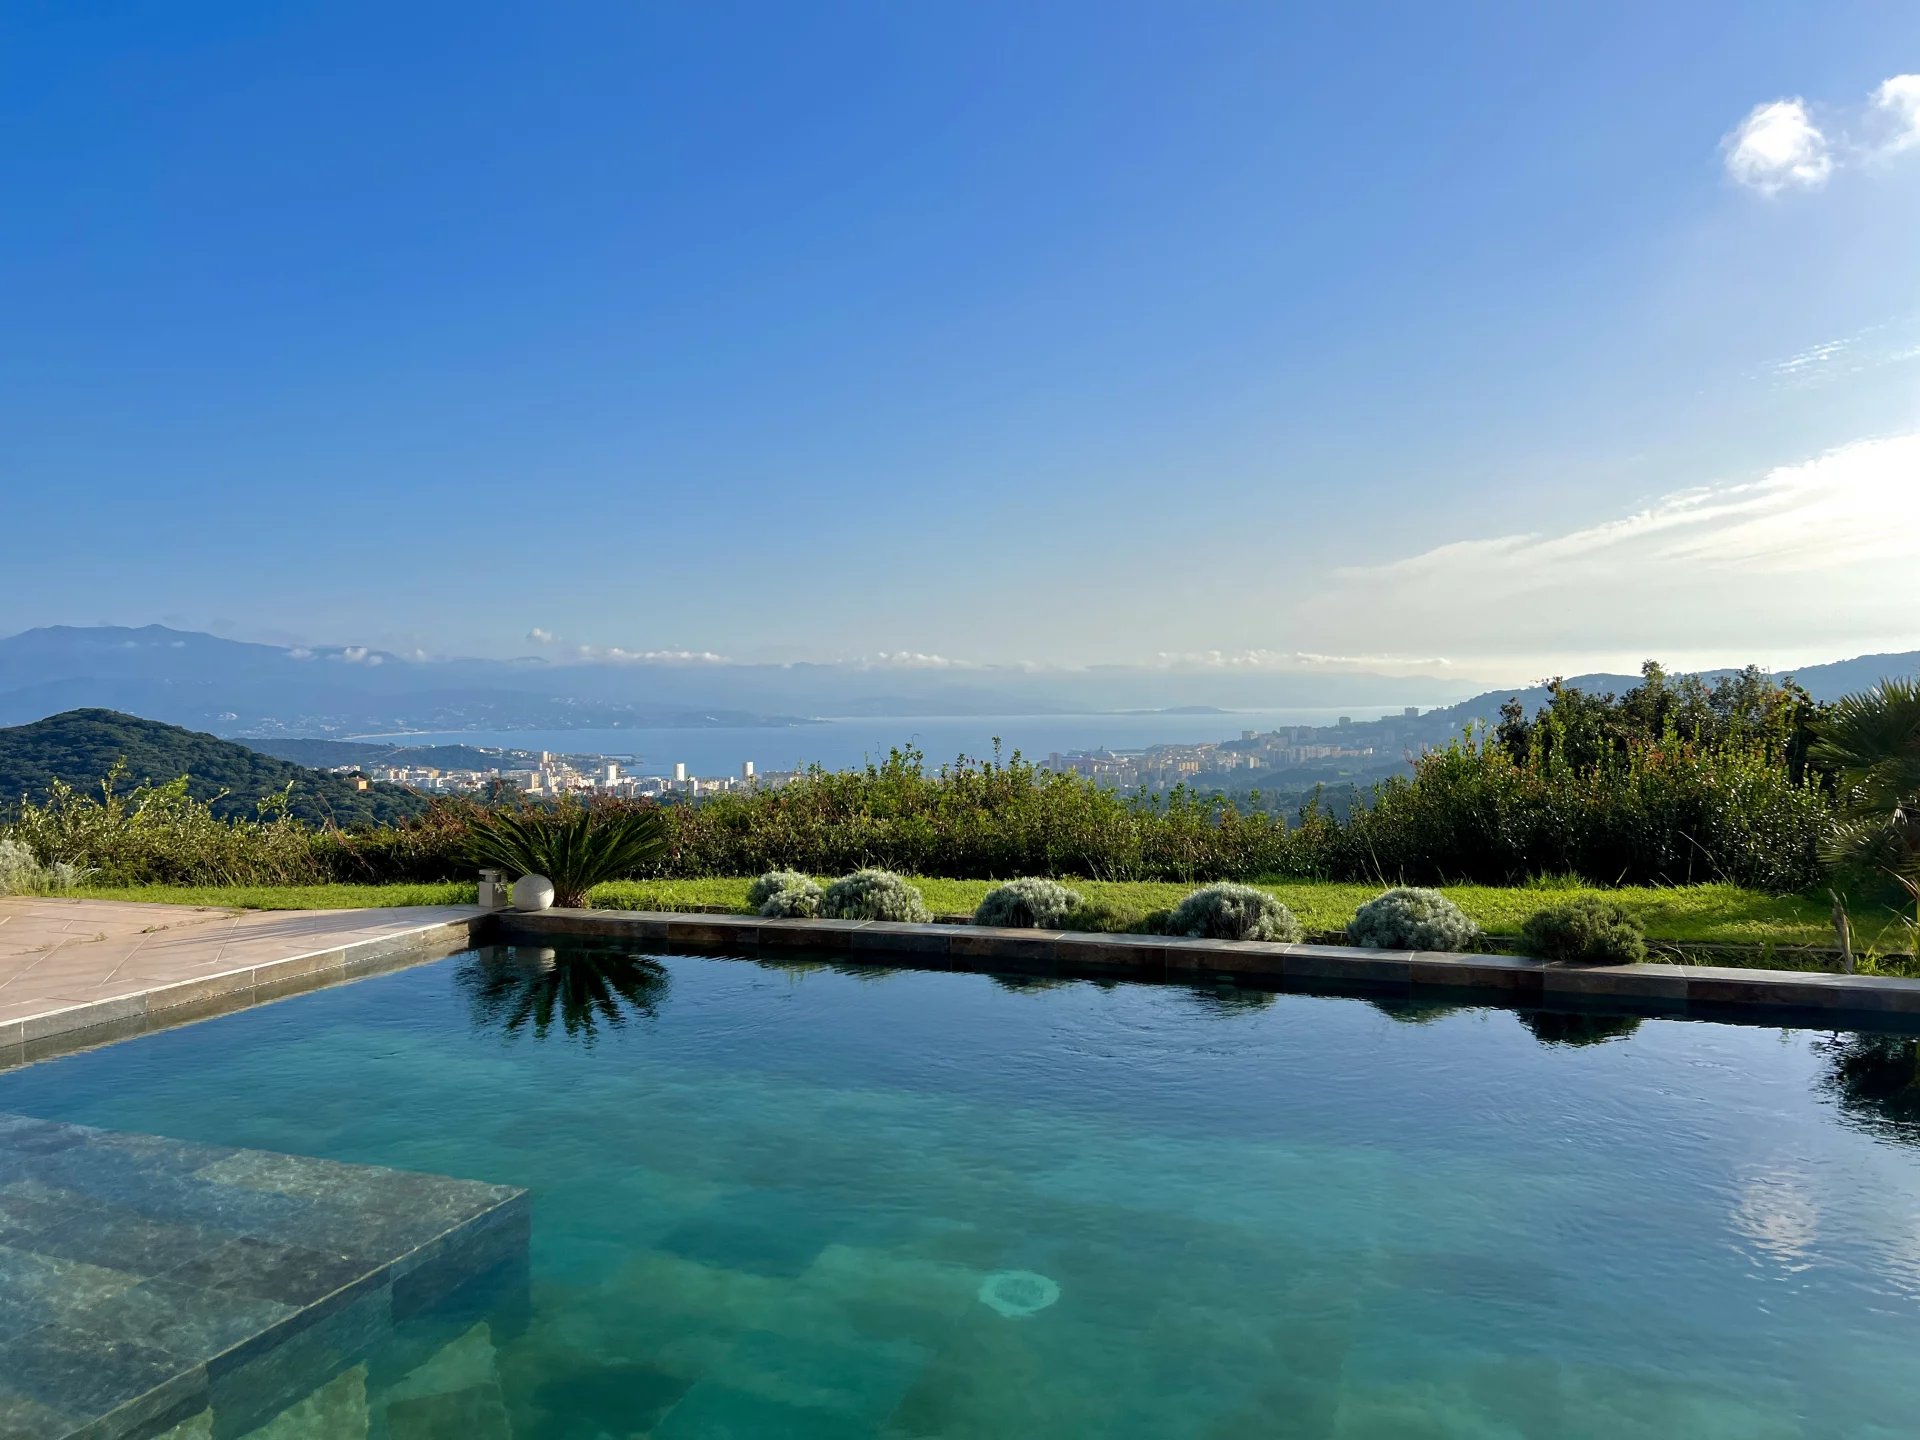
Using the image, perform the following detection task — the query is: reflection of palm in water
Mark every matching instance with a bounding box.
[459,947,670,1043]
[1815,1033,1920,1141]
[1517,1011,1642,1046]
[1368,998,1643,1046]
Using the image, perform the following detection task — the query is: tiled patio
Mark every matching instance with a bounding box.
[0,899,481,1055]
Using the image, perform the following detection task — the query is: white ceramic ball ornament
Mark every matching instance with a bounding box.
[511,874,556,911]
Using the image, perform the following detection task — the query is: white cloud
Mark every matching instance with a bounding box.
[1724,74,1920,191]
[1761,317,1920,389]
[526,627,555,645]
[1723,99,1831,192]
[1872,74,1920,155]
[286,646,314,660]
[574,644,730,665]
[1346,433,1920,581]
[1308,433,1920,669]
[1151,650,1453,672]
[1770,337,1851,379]
[332,645,383,665]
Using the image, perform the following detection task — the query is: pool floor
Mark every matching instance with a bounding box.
[1,943,1918,1438]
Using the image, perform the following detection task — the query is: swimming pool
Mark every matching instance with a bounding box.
[4,941,1919,1437]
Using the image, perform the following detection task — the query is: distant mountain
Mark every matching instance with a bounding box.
[0,710,425,825]
[0,626,820,735]
[1786,651,1920,698]
[0,625,1911,740]
[0,625,1482,736]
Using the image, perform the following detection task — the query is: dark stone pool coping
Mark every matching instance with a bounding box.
[497,909,1920,1026]
[17,905,1920,1070]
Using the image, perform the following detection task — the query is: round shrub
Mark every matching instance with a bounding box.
[821,869,931,923]
[1166,883,1303,943]
[1347,887,1481,951]
[749,870,816,908]
[974,877,1084,929]
[1519,897,1648,965]
[757,877,823,919]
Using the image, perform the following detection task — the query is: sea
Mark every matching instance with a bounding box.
[345,709,1412,778]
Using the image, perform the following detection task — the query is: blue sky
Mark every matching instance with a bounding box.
[3,1,1916,682]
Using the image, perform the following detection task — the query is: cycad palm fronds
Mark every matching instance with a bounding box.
[459,948,669,1043]
[1811,679,1920,927]
[463,803,668,908]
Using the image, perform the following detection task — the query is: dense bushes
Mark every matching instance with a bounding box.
[9,770,323,886]
[653,733,1831,892]
[1,693,1837,895]
[975,877,1084,928]
[1324,732,1826,893]
[1167,883,1303,942]
[1520,897,1649,964]
[1348,887,1481,951]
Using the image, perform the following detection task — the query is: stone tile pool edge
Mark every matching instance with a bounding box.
[0,916,481,1070]
[503,909,1920,1027]
[13,906,1920,1069]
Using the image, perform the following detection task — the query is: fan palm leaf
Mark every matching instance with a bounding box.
[1811,679,1920,928]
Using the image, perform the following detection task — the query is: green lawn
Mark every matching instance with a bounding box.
[57,875,1908,961]
[67,881,477,911]
[589,877,1869,948]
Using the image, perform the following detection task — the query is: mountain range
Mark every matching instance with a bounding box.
[0,625,1914,740]
[0,625,1482,735]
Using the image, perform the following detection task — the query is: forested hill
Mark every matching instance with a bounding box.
[0,710,426,825]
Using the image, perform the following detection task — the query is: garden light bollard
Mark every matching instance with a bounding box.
[477,868,506,909]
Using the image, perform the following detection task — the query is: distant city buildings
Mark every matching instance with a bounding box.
[1041,717,1420,791]
[337,708,1439,803]
[343,751,797,800]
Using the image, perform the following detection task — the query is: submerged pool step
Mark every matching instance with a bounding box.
[0,1112,528,1439]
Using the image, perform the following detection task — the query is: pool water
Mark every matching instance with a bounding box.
[4,943,1920,1438]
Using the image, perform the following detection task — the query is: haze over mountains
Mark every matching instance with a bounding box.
[0,625,1915,740]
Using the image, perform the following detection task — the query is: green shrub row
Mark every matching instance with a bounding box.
[4,712,1832,897]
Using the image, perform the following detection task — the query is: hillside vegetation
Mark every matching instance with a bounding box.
[8,665,1916,964]
[0,709,424,826]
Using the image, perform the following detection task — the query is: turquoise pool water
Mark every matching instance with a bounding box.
[5,944,1920,1437]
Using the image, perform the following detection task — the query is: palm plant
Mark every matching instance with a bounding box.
[1811,679,1920,934]
[462,802,668,908]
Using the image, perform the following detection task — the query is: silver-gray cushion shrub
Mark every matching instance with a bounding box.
[1347,887,1480,951]
[748,870,820,916]
[821,869,931,923]
[1167,882,1303,942]
[744,875,814,906]
[974,877,1084,929]
[0,837,45,895]
[0,837,83,896]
